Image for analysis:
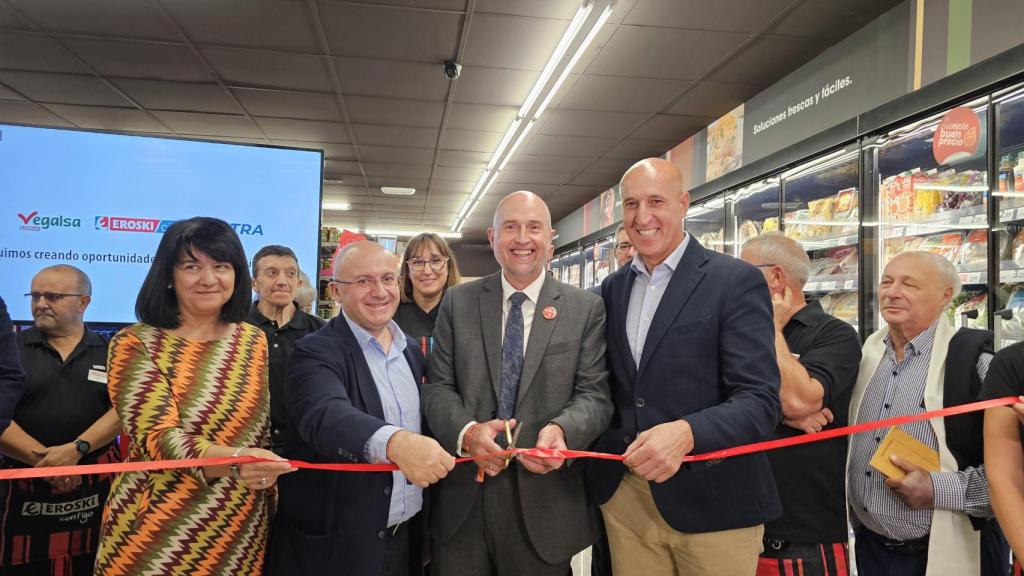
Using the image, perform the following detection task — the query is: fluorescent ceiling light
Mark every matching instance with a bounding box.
[364,229,462,239]
[323,178,345,185]
[322,201,351,211]
[497,119,535,173]
[381,187,416,196]
[534,4,614,119]
[516,2,593,118]
[486,118,522,172]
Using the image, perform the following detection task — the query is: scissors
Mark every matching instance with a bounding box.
[475,420,524,483]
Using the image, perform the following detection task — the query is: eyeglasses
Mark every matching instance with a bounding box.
[614,242,633,253]
[332,274,399,290]
[407,256,449,272]
[25,292,83,303]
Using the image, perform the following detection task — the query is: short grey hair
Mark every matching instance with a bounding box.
[891,251,962,302]
[741,232,810,288]
[294,270,316,312]
[36,264,92,296]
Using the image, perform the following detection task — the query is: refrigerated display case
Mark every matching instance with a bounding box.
[686,197,727,253]
[549,254,562,281]
[727,177,781,256]
[584,243,596,289]
[874,96,990,332]
[565,249,582,288]
[994,83,1024,347]
[782,148,861,332]
[592,235,614,287]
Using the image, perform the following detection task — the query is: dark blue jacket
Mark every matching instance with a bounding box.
[586,238,783,532]
[0,297,24,435]
[266,316,425,576]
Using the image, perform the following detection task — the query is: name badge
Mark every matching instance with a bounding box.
[87,369,108,384]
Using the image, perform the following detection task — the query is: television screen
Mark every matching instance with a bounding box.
[1,124,323,323]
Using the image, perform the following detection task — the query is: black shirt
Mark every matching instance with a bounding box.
[245,302,325,451]
[0,297,23,436]
[979,341,1024,438]
[765,300,862,544]
[393,300,438,339]
[15,326,111,451]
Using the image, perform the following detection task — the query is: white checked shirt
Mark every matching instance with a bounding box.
[848,321,994,540]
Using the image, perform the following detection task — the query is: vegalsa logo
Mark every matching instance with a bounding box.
[96,216,264,236]
[17,211,82,231]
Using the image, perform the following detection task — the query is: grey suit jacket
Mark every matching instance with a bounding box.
[421,271,612,564]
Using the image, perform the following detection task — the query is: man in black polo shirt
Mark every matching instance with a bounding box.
[0,264,121,575]
[246,245,325,453]
[742,232,861,576]
[0,296,24,436]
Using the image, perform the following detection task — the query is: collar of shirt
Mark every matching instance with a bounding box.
[342,311,407,358]
[787,299,826,328]
[246,301,313,330]
[629,232,690,280]
[21,325,105,349]
[883,319,939,361]
[500,268,545,305]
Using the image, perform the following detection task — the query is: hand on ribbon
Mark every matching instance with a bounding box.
[519,423,567,474]
[622,419,694,483]
[387,431,455,488]
[236,448,296,490]
[467,419,516,478]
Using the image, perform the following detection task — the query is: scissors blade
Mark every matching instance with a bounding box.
[509,421,524,451]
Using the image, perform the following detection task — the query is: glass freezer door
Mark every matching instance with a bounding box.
[727,178,782,257]
[686,196,727,254]
[994,83,1024,348]
[875,96,990,332]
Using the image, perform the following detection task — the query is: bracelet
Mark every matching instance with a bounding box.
[229,447,244,481]
[462,423,481,454]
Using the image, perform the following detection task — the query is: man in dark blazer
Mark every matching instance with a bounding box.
[0,296,24,437]
[422,190,612,575]
[267,241,455,576]
[586,158,783,575]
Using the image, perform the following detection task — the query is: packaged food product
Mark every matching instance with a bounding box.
[738,220,761,242]
[918,232,964,261]
[1003,286,1024,340]
[807,197,836,239]
[783,210,809,240]
[957,229,988,269]
[830,292,858,324]
[1013,231,1024,267]
[952,292,987,329]
[762,217,779,232]
[830,246,858,274]
[833,188,859,234]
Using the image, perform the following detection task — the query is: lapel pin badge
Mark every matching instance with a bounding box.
[542,306,557,320]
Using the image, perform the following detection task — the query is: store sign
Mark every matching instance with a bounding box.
[932,106,982,165]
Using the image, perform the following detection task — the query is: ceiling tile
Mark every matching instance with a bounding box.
[589,156,635,174]
[0,82,24,101]
[335,0,467,9]
[4,0,180,40]
[324,159,362,174]
[320,3,462,63]
[603,138,675,159]
[202,46,334,91]
[569,171,619,187]
[664,81,756,118]
[432,165,483,182]
[431,179,476,193]
[358,145,435,164]
[162,0,319,52]
[276,140,355,159]
[0,3,30,29]
[150,110,263,138]
[559,75,689,113]
[454,66,537,106]
[62,38,215,82]
[335,57,450,101]
[362,162,433,179]
[233,88,341,121]
[0,71,131,107]
[440,129,503,152]
[487,182,561,197]
[630,114,709,141]
[113,79,243,114]
[772,0,903,39]
[0,32,90,74]
[353,123,439,148]
[586,26,747,79]
[624,0,792,33]
[707,35,827,86]
[446,103,518,132]
[324,184,371,197]
[506,154,591,172]
[254,116,349,143]
[474,0,580,19]
[498,169,573,185]
[44,104,169,132]
[537,109,647,138]
[463,13,568,71]
[0,101,74,127]
[520,134,617,157]
[345,96,443,128]
[437,149,490,166]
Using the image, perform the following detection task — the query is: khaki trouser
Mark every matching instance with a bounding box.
[601,472,764,575]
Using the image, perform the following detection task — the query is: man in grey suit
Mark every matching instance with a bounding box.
[422,190,612,575]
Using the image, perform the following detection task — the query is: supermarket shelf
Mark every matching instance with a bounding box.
[804,273,857,292]
[881,204,987,239]
[957,265,987,285]
[999,205,1024,223]
[913,184,988,192]
[1000,263,1024,283]
[799,233,858,250]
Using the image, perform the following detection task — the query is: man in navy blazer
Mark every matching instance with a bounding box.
[266,241,455,576]
[586,158,783,575]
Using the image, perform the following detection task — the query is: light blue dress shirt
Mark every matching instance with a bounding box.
[626,234,690,367]
[345,312,423,527]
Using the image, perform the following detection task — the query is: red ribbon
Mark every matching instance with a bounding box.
[2,397,1016,480]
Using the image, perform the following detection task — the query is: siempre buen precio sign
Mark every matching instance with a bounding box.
[932,106,982,165]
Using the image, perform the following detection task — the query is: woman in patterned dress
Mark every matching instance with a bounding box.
[95,217,295,576]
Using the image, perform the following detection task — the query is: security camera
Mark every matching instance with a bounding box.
[443,60,462,80]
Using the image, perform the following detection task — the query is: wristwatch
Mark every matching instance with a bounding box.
[74,438,91,456]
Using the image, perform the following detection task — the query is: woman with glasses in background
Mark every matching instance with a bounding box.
[394,234,461,352]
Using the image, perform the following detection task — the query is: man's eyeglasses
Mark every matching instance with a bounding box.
[332,275,399,290]
[614,242,633,253]
[25,292,83,303]
[407,256,449,272]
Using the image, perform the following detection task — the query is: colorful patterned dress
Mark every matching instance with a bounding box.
[94,322,271,576]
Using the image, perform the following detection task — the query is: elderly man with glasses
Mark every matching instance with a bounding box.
[267,240,455,576]
[0,264,121,575]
